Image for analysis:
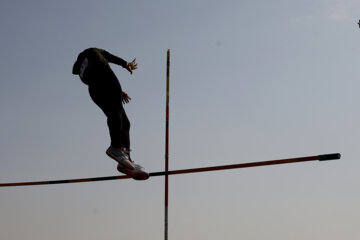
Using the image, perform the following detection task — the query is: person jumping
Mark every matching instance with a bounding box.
[72,48,148,180]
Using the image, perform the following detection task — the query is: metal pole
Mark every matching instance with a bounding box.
[164,49,170,240]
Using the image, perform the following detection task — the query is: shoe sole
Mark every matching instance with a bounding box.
[117,164,149,181]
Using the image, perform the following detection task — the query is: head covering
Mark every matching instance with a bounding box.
[72,51,86,75]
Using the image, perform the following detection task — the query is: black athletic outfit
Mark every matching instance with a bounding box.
[72,48,130,150]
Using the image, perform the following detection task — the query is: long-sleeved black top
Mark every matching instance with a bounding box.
[72,48,127,85]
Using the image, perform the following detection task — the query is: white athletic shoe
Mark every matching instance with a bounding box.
[106,146,135,170]
[117,163,149,180]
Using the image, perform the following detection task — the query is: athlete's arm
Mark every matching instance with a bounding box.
[101,50,138,74]
[100,50,127,66]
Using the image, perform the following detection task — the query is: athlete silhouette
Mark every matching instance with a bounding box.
[72,48,148,180]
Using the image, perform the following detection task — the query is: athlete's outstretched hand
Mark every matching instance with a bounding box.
[126,58,138,74]
[122,91,131,104]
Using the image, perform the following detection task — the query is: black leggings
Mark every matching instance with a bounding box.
[88,79,130,150]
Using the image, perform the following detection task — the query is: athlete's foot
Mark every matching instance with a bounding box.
[116,163,133,176]
[132,164,149,180]
[106,146,135,170]
[117,163,149,180]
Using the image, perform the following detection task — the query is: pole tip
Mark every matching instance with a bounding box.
[318,153,341,161]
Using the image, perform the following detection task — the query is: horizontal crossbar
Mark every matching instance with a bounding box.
[0,153,340,187]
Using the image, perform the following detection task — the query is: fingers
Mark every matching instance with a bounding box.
[133,58,138,69]
[129,58,138,70]
[125,58,138,75]
[122,92,131,104]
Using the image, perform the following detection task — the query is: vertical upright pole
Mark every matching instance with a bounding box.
[165,49,170,240]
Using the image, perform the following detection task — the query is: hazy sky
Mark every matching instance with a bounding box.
[0,0,359,239]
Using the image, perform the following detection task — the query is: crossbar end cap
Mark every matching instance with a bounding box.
[318,153,341,161]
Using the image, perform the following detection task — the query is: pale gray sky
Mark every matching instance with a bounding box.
[0,0,359,239]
